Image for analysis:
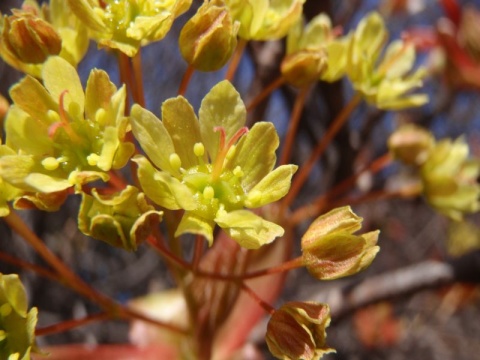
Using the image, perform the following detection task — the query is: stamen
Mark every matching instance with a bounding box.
[42,157,60,171]
[194,142,205,157]
[203,186,214,200]
[169,153,182,171]
[87,154,100,166]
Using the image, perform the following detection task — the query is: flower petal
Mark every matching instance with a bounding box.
[226,122,279,191]
[215,209,284,249]
[245,164,298,208]
[162,96,202,169]
[199,80,246,162]
[130,104,176,174]
[134,156,195,210]
[175,212,215,245]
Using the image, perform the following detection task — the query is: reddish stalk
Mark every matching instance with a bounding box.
[246,77,285,112]
[281,93,362,213]
[279,85,311,165]
[118,52,134,113]
[178,65,195,96]
[4,210,188,335]
[0,251,60,283]
[194,256,304,281]
[132,51,146,107]
[36,312,110,337]
[331,183,422,208]
[147,235,192,271]
[225,38,247,81]
[240,282,275,315]
[191,234,205,271]
[290,152,393,225]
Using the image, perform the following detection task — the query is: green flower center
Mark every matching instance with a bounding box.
[172,126,249,220]
[102,0,168,32]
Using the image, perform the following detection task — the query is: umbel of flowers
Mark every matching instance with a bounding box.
[131,80,297,249]
[0,56,134,211]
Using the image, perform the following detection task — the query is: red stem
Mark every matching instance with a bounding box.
[36,312,110,337]
[225,38,247,81]
[178,65,195,96]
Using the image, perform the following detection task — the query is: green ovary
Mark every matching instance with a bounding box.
[182,166,245,220]
[103,0,165,32]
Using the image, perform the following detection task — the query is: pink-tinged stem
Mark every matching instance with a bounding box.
[178,65,195,96]
[281,93,362,213]
[279,85,311,165]
[225,38,247,81]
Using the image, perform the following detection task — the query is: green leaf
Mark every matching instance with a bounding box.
[199,81,246,162]
[162,96,202,169]
[245,164,297,207]
[130,104,176,174]
[175,212,215,245]
[215,209,284,249]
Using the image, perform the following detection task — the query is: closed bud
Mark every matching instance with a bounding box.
[266,301,335,360]
[281,49,327,87]
[1,7,61,64]
[179,0,238,71]
[388,124,434,166]
[301,206,380,280]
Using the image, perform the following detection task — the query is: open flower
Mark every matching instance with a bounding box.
[421,137,480,220]
[131,80,297,248]
[0,0,89,78]
[78,186,163,251]
[224,0,305,40]
[346,12,428,110]
[67,0,192,56]
[0,56,134,211]
[266,301,334,360]
[301,206,380,280]
[0,273,38,360]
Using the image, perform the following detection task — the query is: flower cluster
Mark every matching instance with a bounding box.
[389,124,480,220]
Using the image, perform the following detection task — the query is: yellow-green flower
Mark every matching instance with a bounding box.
[131,80,297,248]
[421,137,480,220]
[281,13,348,87]
[346,12,428,110]
[266,301,334,360]
[67,0,192,56]
[78,186,163,251]
[301,206,380,280]
[0,0,89,78]
[0,143,23,217]
[0,273,38,360]
[224,0,305,40]
[0,56,134,211]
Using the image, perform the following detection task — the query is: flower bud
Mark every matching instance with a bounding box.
[266,301,335,360]
[179,0,239,71]
[0,273,38,360]
[281,49,327,87]
[78,186,163,251]
[1,8,61,64]
[301,206,380,280]
[388,124,434,166]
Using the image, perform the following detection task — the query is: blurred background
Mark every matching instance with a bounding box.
[1,0,480,359]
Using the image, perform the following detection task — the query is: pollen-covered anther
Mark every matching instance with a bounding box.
[233,166,244,178]
[41,157,60,170]
[87,153,100,166]
[95,108,107,126]
[203,186,215,200]
[169,153,182,171]
[194,142,205,157]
